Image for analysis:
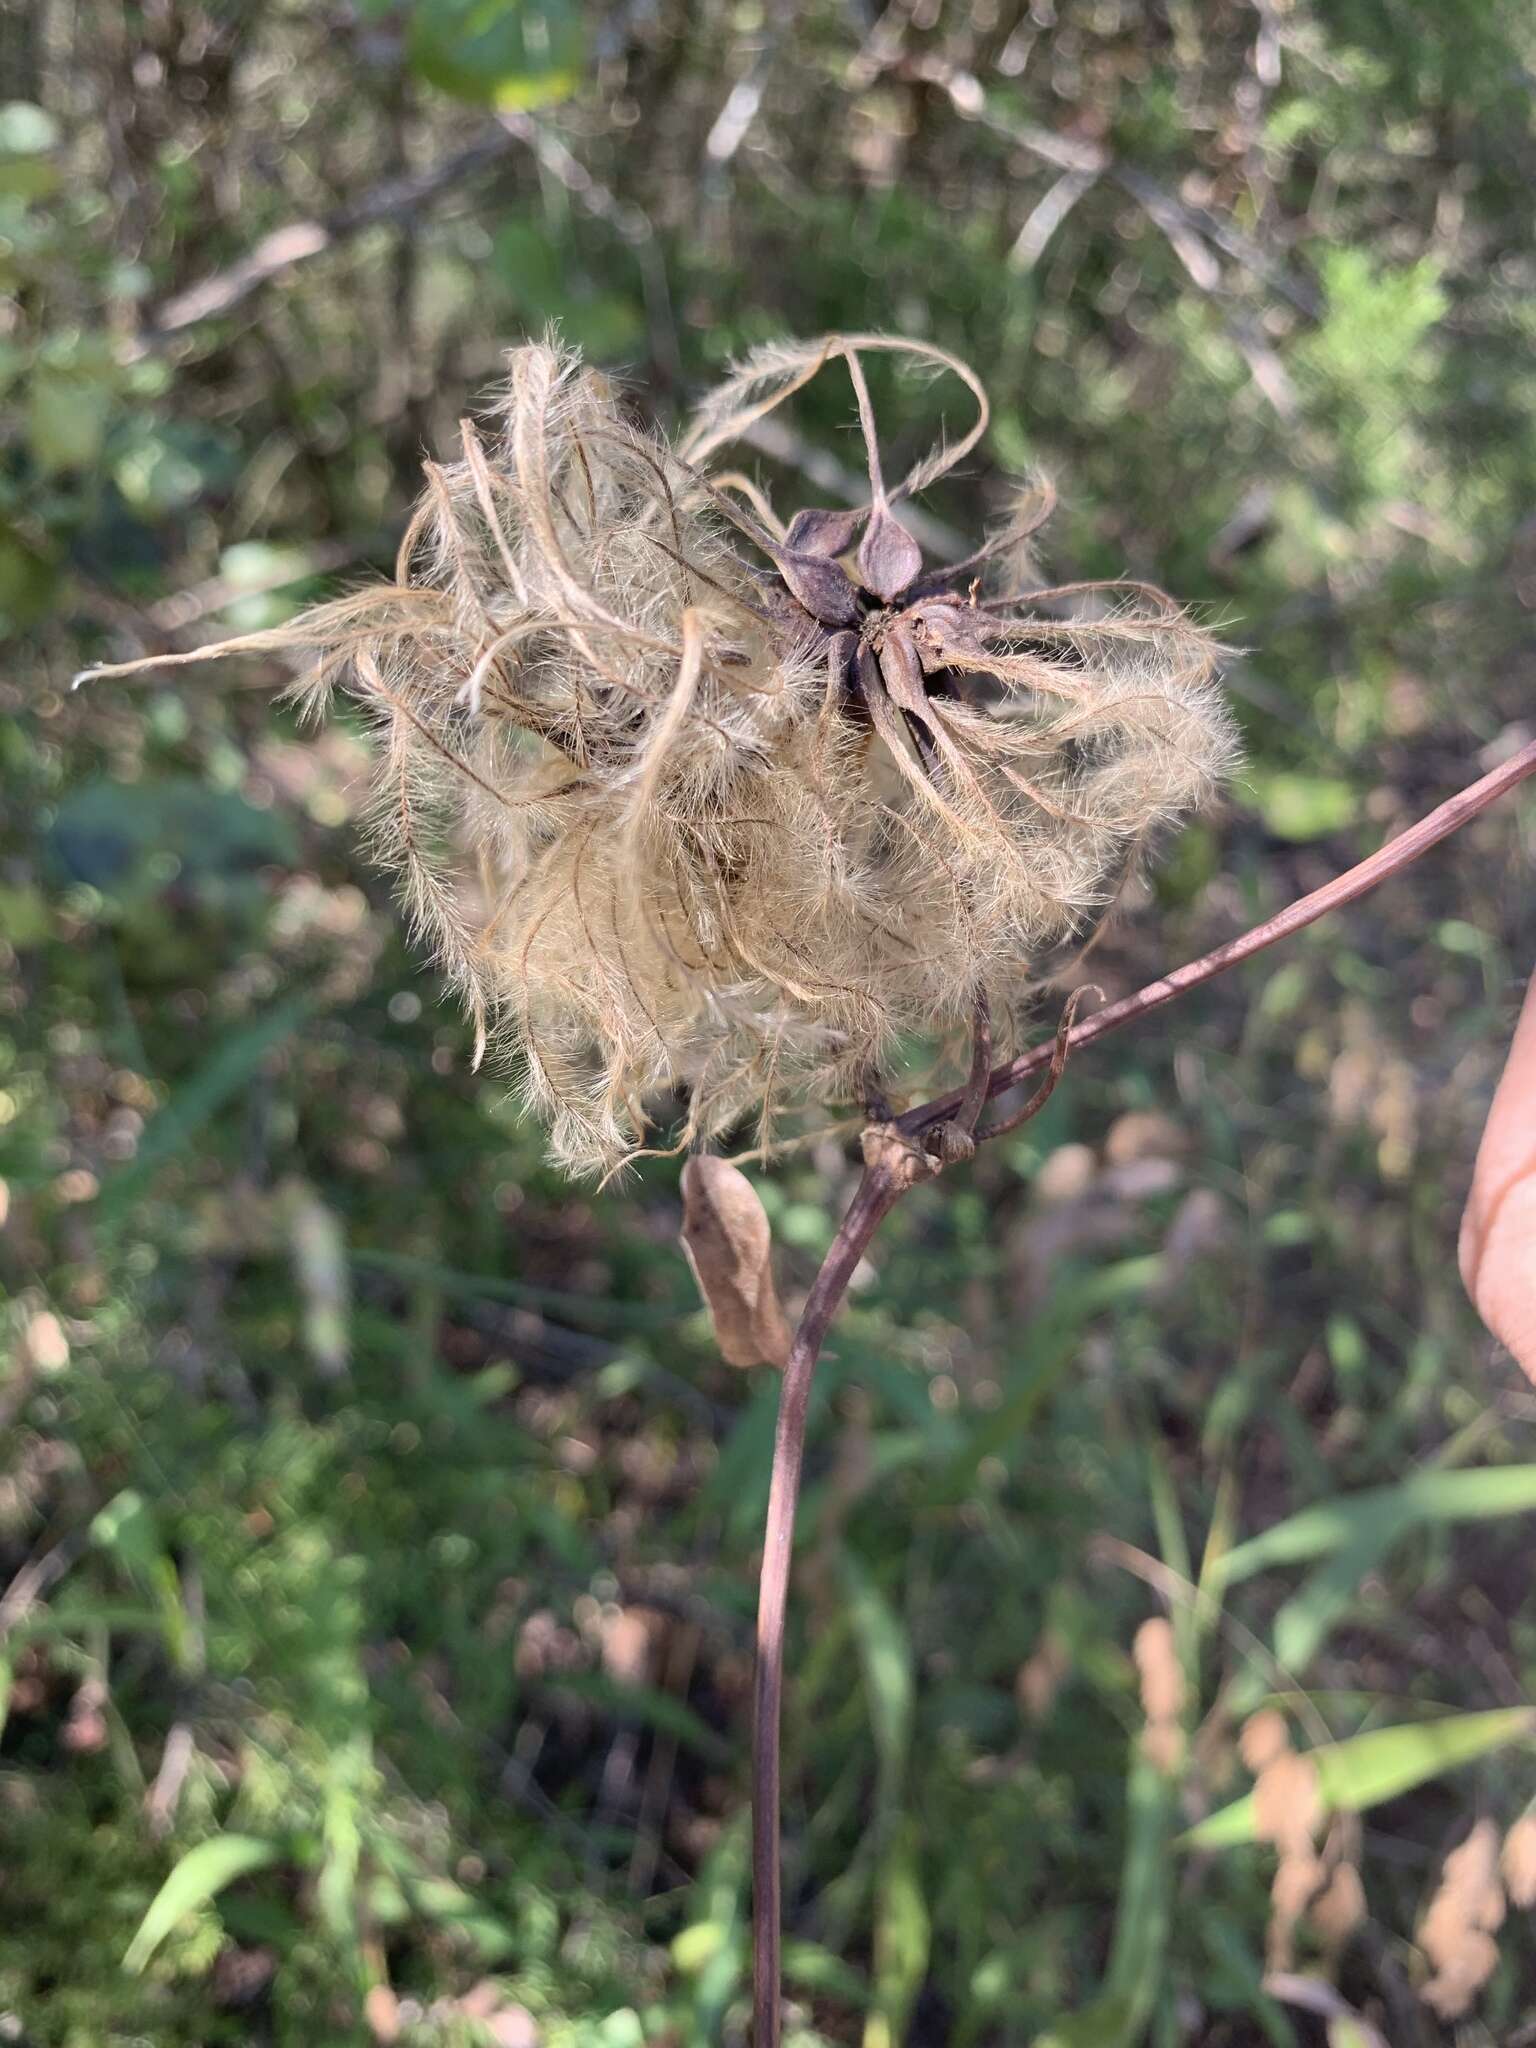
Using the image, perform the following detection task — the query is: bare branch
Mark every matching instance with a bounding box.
[1009,167,1100,273]
[897,55,1319,319]
[134,130,520,347]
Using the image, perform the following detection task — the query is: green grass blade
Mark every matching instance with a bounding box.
[1035,1753,1179,2048]
[351,1246,679,1329]
[95,990,317,1223]
[545,1671,732,1761]
[864,1822,930,2048]
[1213,1467,1536,1587]
[841,1552,914,1799]
[1102,1754,1178,2011]
[1183,1707,1536,1850]
[124,1835,284,1972]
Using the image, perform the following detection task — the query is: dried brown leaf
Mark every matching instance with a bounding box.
[1240,1708,1292,1773]
[363,1985,401,2045]
[1310,1860,1367,1950]
[1422,1932,1500,2020]
[1132,1616,1184,1726]
[1016,1629,1071,1723]
[680,1157,793,1369]
[1502,1813,1536,1908]
[1271,1850,1326,1927]
[1104,1110,1187,1165]
[600,1604,662,1686]
[483,2010,540,2048]
[1253,1751,1322,1854]
[457,1984,540,2048]
[1419,1819,1505,2019]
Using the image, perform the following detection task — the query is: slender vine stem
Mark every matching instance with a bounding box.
[952,989,994,1138]
[904,735,1536,1138]
[751,1164,905,2045]
[750,733,1536,2046]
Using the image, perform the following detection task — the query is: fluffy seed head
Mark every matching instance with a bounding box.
[81,335,1238,1177]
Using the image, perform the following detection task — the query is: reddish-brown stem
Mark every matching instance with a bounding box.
[750,733,1536,2044]
[952,990,993,1137]
[752,1166,904,2048]
[977,983,1099,1142]
[902,736,1536,1137]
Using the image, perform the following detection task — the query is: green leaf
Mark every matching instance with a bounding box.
[351,1248,675,1329]
[1183,1708,1536,1849]
[91,1490,166,1580]
[113,433,214,516]
[1329,2023,1374,2048]
[90,1491,195,1670]
[48,774,299,896]
[783,1939,870,2007]
[0,882,50,948]
[671,1921,727,1975]
[0,521,59,635]
[317,1733,372,1945]
[216,540,325,631]
[398,1873,517,1959]
[1269,1522,1404,1676]
[0,155,59,201]
[1248,771,1357,842]
[1219,1463,1536,1699]
[407,0,584,109]
[124,1835,284,1972]
[1101,1755,1178,2025]
[676,1815,749,2035]
[936,1263,1155,1498]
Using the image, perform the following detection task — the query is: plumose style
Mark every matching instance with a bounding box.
[81,335,1237,1175]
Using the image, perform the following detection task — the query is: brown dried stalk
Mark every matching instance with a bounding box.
[749,732,1536,2048]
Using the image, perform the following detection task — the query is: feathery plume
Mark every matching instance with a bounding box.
[78,335,1237,1176]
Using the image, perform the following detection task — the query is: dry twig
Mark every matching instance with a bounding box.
[133,130,520,347]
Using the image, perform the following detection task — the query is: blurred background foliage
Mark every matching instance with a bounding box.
[3,1,1536,2043]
